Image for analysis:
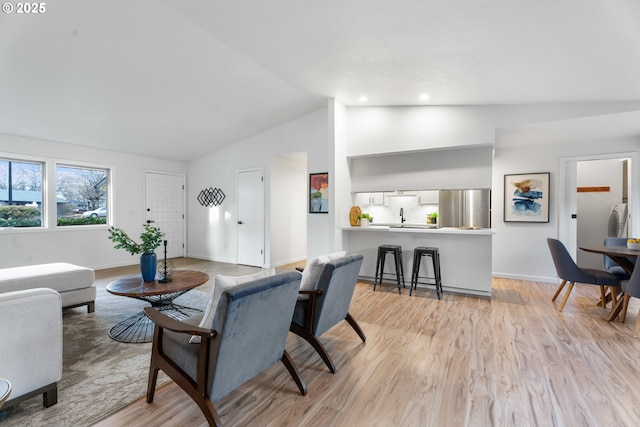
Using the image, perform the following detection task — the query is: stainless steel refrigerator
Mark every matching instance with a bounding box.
[438,189,491,228]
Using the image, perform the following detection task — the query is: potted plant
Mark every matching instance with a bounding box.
[108,224,165,282]
[358,213,373,227]
[428,211,438,224]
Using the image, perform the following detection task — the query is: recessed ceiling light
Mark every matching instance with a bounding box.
[359,96,368,102]
[420,93,429,101]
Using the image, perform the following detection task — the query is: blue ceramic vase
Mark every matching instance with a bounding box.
[140,253,157,282]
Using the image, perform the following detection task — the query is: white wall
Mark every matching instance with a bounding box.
[492,139,639,282]
[187,105,333,265]
[270,153,307,266]
[0,133,187,269]
[332,99,350,250]
[349,146,493,192]
[346,102,640,157]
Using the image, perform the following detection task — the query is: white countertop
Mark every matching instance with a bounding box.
[342,225,496,235]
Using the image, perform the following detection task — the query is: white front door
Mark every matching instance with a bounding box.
[145,172,185,259]
[237,169,265,267]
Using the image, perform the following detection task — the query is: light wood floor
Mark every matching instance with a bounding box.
[93,259,640,426]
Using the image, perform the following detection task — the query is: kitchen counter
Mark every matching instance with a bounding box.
[343,225,496,235]
[343,225,494,297]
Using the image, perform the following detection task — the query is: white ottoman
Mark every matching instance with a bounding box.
[0,263,96,313]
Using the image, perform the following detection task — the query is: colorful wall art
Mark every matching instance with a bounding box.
[309,172,329,213]
[504,172,550,222]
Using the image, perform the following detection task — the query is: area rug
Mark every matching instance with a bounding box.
[0,284,209,427]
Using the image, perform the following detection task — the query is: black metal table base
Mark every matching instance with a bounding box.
[109,301,202,344]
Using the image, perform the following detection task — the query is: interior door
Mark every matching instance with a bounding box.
[237,169,265,267]
[144,172,185,259]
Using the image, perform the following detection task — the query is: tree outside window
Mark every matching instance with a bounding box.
[56,165,109,226]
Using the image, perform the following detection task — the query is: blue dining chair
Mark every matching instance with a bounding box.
[604,237,636,280]
[618,256,640,336]
[547,238,620,312]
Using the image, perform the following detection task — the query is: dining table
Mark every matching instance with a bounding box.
[579,244,640,321]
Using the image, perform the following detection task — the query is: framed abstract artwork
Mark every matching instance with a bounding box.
[309,172,329,213]
[504,172,550,223]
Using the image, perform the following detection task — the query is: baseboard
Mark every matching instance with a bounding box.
[185,253,236,264]
[270,256,306,268]
[491,272,559,284]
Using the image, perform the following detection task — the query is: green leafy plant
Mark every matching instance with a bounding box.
[108,224,165,255]
[0,206,41,227]
[428,211,438,224]
[58,217,107,226]
[358,213,373,222]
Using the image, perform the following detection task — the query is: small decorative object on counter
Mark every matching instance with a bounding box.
[358,213,373,227]
[428,211,438,224]
[349,206,362,226]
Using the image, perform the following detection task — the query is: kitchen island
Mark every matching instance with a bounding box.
[343,225,495,297]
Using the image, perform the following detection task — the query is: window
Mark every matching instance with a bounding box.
[0,159,44,228]
[56,165,110,226]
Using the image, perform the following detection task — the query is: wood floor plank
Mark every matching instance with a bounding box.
[92,260,640,427]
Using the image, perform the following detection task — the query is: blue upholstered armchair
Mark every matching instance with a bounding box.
[144,271,307,426]
[290,254,366,373]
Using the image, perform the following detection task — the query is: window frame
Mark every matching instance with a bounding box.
[0,155,46,230]
[0,153,115,232]
[55,162,113,228]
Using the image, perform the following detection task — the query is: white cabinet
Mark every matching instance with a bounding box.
[417,190,439,205]
[362,192,385,205]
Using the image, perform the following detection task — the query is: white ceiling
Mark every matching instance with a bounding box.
[1,0,639,161]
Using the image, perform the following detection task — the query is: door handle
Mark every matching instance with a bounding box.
[238,221,243,224]
[147,220,155,224]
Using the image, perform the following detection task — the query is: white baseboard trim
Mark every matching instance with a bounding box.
[186,253,236,264]
[492,272,559,284]
[270,256,306,268]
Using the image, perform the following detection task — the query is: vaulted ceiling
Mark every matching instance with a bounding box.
[1,0,639,161]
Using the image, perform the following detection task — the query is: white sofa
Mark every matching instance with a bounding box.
[0,263,96,312]
[0,288,63,408]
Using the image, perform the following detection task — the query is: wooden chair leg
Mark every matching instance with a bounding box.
[600,286,607,309]
[201,398,224,426]
[153,351,223,426]
[607,295,625,322]
[345,312,366,343]
[147,326,162,403]
[610,286,618,306]
[558,282,574,312]
[290,323,336,373]
[146,366,159,403]
[281,350,307,396]
[621,294,631,323]
[634,307,640,338]
[552,280,567,302]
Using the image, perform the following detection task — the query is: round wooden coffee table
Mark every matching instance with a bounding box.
[106,270,209,343]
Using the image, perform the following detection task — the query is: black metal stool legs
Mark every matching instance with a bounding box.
[410,247,442,299]
[394,248,405,293]
[373,245,405,294]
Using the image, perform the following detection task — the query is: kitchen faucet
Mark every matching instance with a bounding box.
[400,207,406,223]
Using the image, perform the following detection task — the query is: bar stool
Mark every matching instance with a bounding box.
[373,244,405,294]
[410,246,442,299]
